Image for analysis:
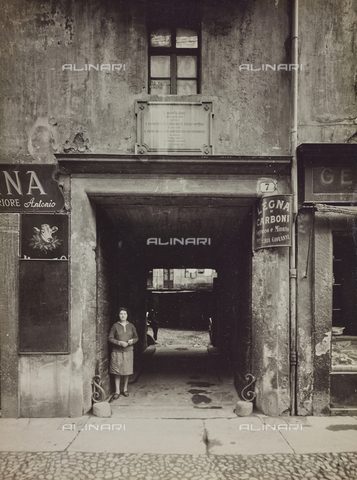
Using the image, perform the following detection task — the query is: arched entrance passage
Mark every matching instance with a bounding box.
[59,155,291,417]
[95,196,253,403]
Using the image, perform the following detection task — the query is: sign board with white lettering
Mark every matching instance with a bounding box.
[304,165,357,203]
[253,195,292,250]
[135,101,213,155]
[313,167,357,194]
[297,144,357,204]
[0,164,64,212]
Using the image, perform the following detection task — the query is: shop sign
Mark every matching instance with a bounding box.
[313,166,357,194]
[0,164,64,212]
[253,195,292,250]
[21,214,68,259]
[135,101,213,155]
[304,165,357,203]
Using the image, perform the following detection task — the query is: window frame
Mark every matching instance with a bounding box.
[148,24,201,95]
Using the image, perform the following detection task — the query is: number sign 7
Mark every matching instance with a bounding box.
[259,181,276,193]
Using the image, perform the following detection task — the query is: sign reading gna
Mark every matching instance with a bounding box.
[253,195,292,250]
[0,165,64,212]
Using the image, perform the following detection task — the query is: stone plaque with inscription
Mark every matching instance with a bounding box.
[135,101,213,155]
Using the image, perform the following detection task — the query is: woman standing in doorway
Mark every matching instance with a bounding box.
[109,307,138,399]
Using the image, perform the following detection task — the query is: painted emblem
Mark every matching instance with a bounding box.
[29,224,62,253]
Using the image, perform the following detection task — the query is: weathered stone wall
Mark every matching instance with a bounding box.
[252,247,290,416]
[299,0,357,143]
[296,209,314,415]
[3,0,356,157]
[312,213,334,415]
[0,0,291,161]
[202,0,291,155]
[229,215,253,398]
[96,208,119,398]
[0,215,19,417]
[70,177,97,416]
[19,355,71,417]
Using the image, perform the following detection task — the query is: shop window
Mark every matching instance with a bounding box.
[332,233,357,335]
[331,233,357,372]
[149,26,200,94]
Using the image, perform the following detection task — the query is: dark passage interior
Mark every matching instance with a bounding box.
[95,196,253,401]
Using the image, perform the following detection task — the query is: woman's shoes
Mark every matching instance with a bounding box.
[113,391,128,399]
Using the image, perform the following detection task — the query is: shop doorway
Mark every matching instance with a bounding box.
[95,196,253,406]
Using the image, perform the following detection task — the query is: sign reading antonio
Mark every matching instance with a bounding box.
[253,195,292,250]
[0,164,64,212]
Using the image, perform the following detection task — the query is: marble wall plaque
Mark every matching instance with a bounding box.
[135,101,213,155]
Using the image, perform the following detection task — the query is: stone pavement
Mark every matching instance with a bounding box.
[1,343,357,478]
[1,415,357,479]
[113,344,238,419]
[0,451,357,479]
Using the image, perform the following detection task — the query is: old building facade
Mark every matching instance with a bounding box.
[0,0,356,418]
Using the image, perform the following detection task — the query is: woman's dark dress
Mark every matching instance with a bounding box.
[108,322,138,375]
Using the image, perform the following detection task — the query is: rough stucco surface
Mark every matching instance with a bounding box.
[201,0,291,155]
[19,355,71,417]
[252,247,290,416]
[313,213,332,415]
[71,178,97,416]
[296,209,314,415]
[0,214,19,417]
[299,0,357,144]
[2,0,356,157]
[96,213,117,398]
[0,0,291,161]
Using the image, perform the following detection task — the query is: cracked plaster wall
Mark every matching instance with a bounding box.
[312,213,333,415]
[252,247,290,416]
[0,0,292,161]
[296,209,314,415]
[299,0,357,144]
[2,0,355,155]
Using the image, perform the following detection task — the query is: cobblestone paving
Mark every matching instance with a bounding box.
[0,451,356,480]
[150,328,211,347]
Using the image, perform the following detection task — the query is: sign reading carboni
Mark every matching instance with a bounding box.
[0,164,64,212]
[254,195,292,250]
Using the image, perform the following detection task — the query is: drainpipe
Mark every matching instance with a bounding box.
[290,0,299,415]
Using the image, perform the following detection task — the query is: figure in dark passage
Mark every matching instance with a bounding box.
[108,307,138,399]
[148,308,159,341]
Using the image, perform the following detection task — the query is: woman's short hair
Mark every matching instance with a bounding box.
[118,307,128,314]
